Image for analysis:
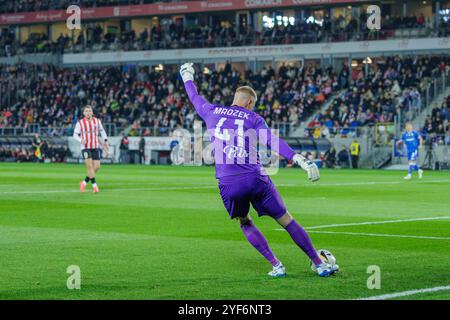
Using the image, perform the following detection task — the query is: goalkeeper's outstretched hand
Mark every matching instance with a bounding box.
[293,154,320,182]
[180,63,195,83]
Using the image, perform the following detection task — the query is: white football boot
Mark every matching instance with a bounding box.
[314,262,339,277]
[404,174,412,180]
[268,262,286,277]
[418,169,423,179]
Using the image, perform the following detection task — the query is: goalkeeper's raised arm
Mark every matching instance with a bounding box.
[180,63,213,120]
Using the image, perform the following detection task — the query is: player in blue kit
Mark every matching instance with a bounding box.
[397,122,423,180]
[180,63,339,277]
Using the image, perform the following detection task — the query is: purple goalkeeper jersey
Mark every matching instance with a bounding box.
[184,80,296,178]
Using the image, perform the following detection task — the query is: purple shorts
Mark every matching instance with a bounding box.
[218,173,287,220]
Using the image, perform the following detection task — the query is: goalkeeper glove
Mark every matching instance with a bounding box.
[180,63,195,83]
[293,154,320,182]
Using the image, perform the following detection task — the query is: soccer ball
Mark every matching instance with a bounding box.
[310,249,337,271]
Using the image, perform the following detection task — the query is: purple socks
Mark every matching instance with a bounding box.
[240,219,322,267]
[240,221,279,267]
[285,220,322,266]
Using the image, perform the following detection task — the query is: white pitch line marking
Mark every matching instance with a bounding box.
[305,216,450,230]
[312,179,450,187]
[355,285,450,300]
[275,216,450,231]
[0,186,218,195]
[0,182,214,187]
[0,183,296,195]
[0,178,449,195]
[307,230,450,241]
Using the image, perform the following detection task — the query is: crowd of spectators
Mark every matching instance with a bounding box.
[422,94,450,145]
[0,55,448,143]
[0,147,35,162]
[0,134,71,162]
[1,12,449,57]
[0,61,337,137]
[0,0,446,28]
[0,0,175,13]
[305,55,450,138]
[0,59,449,165]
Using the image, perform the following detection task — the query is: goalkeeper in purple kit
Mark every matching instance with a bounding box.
[180,63,339,277]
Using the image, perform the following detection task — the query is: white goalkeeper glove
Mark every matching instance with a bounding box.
[293,154,320,182]
[180,63,195,83]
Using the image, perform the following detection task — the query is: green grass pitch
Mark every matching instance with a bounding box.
[0,163,449,300]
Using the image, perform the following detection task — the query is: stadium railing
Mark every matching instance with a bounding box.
[0,124,40,136]
[0,123,118,137]
[271,122,296,138]
[396,71,450,129]
[62,29,443,54]
[2,25,448,57]
[304,124,395,141]
[0,121,414,140]
[130,121,298,138]
[423,132,450,146]
[133,126,173,137]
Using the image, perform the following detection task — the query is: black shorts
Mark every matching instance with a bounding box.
[82,149,101,161]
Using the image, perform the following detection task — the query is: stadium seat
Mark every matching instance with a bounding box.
[394,29,403,38]
[410,29,419,38]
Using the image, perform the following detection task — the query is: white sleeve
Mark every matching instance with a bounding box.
[98,120,108,142]
[73,122,82,143]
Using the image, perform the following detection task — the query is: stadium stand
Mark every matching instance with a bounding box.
[305,55,450,138]
[1,54,448,163]
[0,0,176,13]
[0,60,337,137]
[0,13,448,57]
[422,94,450,145]
[0,133,70,162]
[1,55,448,137]
[0,0,448,166]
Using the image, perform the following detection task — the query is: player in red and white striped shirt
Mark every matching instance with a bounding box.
[73,105,109,193]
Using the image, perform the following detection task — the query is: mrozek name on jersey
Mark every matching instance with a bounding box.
[213,107,250,119]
